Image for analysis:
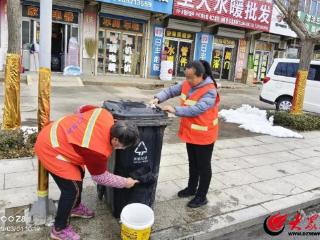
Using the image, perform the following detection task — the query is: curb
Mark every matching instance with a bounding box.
[152,188,320,240]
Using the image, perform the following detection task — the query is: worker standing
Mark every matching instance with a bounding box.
[35,106,140,240]
[151,60,220,208]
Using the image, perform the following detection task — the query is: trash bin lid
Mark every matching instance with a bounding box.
[103,100,168,121]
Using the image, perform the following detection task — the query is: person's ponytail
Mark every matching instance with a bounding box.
[199,60,218,88]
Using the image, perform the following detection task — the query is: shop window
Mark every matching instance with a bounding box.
[308,65,320,81]
[22,20,30,47]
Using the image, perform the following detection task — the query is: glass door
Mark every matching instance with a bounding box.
[97,30,106,73]
[221,47,234,80]
[177,41,192,77]
[254,51,270,81]
[165,39,179,76]
[121,33,136,75]
[212,46,224,80]
[106,31,121,74]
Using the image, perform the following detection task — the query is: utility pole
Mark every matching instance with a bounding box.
[30,0,55,224]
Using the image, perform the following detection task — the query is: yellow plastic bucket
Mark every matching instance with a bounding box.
[120,203,154,240]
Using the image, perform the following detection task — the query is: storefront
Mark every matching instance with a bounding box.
[97,15,145,75]
[211,37,238,81]
[253,40,274,81]
[21,1,83,71]
[163,29,195,77]
[96,0,173,77]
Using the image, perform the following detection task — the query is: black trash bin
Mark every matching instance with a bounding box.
[97,100,168,218]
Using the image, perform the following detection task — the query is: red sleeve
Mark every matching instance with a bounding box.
[72,144,107,175]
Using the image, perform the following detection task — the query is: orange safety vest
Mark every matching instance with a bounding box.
[178,80,220,145]
[35,108,114,181]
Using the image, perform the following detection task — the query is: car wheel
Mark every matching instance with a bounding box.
[276,96,292,111]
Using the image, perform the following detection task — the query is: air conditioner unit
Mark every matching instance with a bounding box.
[278,41,288,50]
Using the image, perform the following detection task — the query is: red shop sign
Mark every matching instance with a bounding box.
[173,0,272,32]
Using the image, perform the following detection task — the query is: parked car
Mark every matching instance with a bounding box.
[260,58,320,113]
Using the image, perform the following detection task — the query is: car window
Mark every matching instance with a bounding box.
[308,65,320,81]
[274,62,299,77]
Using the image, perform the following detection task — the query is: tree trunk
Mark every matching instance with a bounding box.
[7,0,21,54]
[291,38,315,114]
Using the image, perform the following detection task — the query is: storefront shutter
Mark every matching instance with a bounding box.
[100,3,150,21]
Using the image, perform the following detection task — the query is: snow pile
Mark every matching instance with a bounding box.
[21,126,38,135]
[219,105,303,139]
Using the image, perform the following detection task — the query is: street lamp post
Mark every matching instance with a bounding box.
[30,0,55,224]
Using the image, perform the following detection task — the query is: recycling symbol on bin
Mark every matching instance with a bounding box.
[134,141,148,156]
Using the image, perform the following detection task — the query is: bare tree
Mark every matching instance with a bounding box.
[7,0,21,54]
[274,0,320,114]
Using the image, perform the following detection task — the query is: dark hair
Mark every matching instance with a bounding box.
[110,121,140,148]
[186,60,218,88]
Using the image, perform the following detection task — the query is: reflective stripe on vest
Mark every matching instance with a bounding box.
[190,118,219,132]
[50,117,65,148]
[81,108,102,148]
[180,93,187,101]
[184,99,197,106]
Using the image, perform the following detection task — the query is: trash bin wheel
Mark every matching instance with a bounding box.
[97,185,105,200]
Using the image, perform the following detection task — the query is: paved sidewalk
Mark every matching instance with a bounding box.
[1,132,320,239]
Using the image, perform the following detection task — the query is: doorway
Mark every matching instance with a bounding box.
[253,51,270,81]
[51,23,64,72]
[211,44,236,81]
[164,39,193,77]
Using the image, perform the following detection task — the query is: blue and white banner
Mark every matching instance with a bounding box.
[150,26,164,76]
[97,0,173,14]
[194,33,214,64]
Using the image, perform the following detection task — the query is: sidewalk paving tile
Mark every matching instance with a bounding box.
[257,143,289,152]
[0,173,4,190]
[246,165,287,180]
[238,145,271,155]
[229,137,264,147]
[214,158,253,171]
[301,131,320,139]
[282,173,320,191]
[161,143,185,155]
[271,161,314,175]
[215,149,248,159]
[250,178,305,199]
[290,148,320,158]
[211,163,225,173]
[280,141,311,150]
[158,165,186,182]
[261,191,317,213]
[160,153,187,167]
[156,181,181,202]
[223,185,273,206]
[214,139,241,150]
[0,159,34,174]
[210,177,228,191]
[241,151,301,166]
[254,135,289,144]
[298,157,320,169]
[214,169,260,187]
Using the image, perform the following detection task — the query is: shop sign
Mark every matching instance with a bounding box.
[173,0,272,32]
[150,26,164,76]
[194,32,213,63]
[215,38,236,46]
[298,11,320,33]
[165,29,194,40]
[235,39,247,80]
[22,5,78,24]
[269,6,297,38]
[97,0,174,14]
[100,17,143,32]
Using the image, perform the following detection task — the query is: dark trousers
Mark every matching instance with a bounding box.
[50,168,84,230]
[186,143,214,198]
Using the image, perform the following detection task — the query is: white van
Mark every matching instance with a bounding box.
[260,58,320,113]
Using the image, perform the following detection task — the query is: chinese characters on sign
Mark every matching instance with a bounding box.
[174,0,272,32]
[150,27,164,76]
[194,33,213,63]
[165,29,194,40]
[298,11,320,33]
[235,39,247,80]
[22,5,78,24]
[100,17,143,33]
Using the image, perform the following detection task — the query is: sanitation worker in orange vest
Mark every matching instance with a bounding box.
[151,60,220,208]
[35,106,140,240]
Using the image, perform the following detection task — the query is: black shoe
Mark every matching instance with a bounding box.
[177,188,196,198]
[187,196,208,208]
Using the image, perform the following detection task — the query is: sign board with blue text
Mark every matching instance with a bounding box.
[150,26,164,76]
[194,33,213,64]
[97,0,173,14]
